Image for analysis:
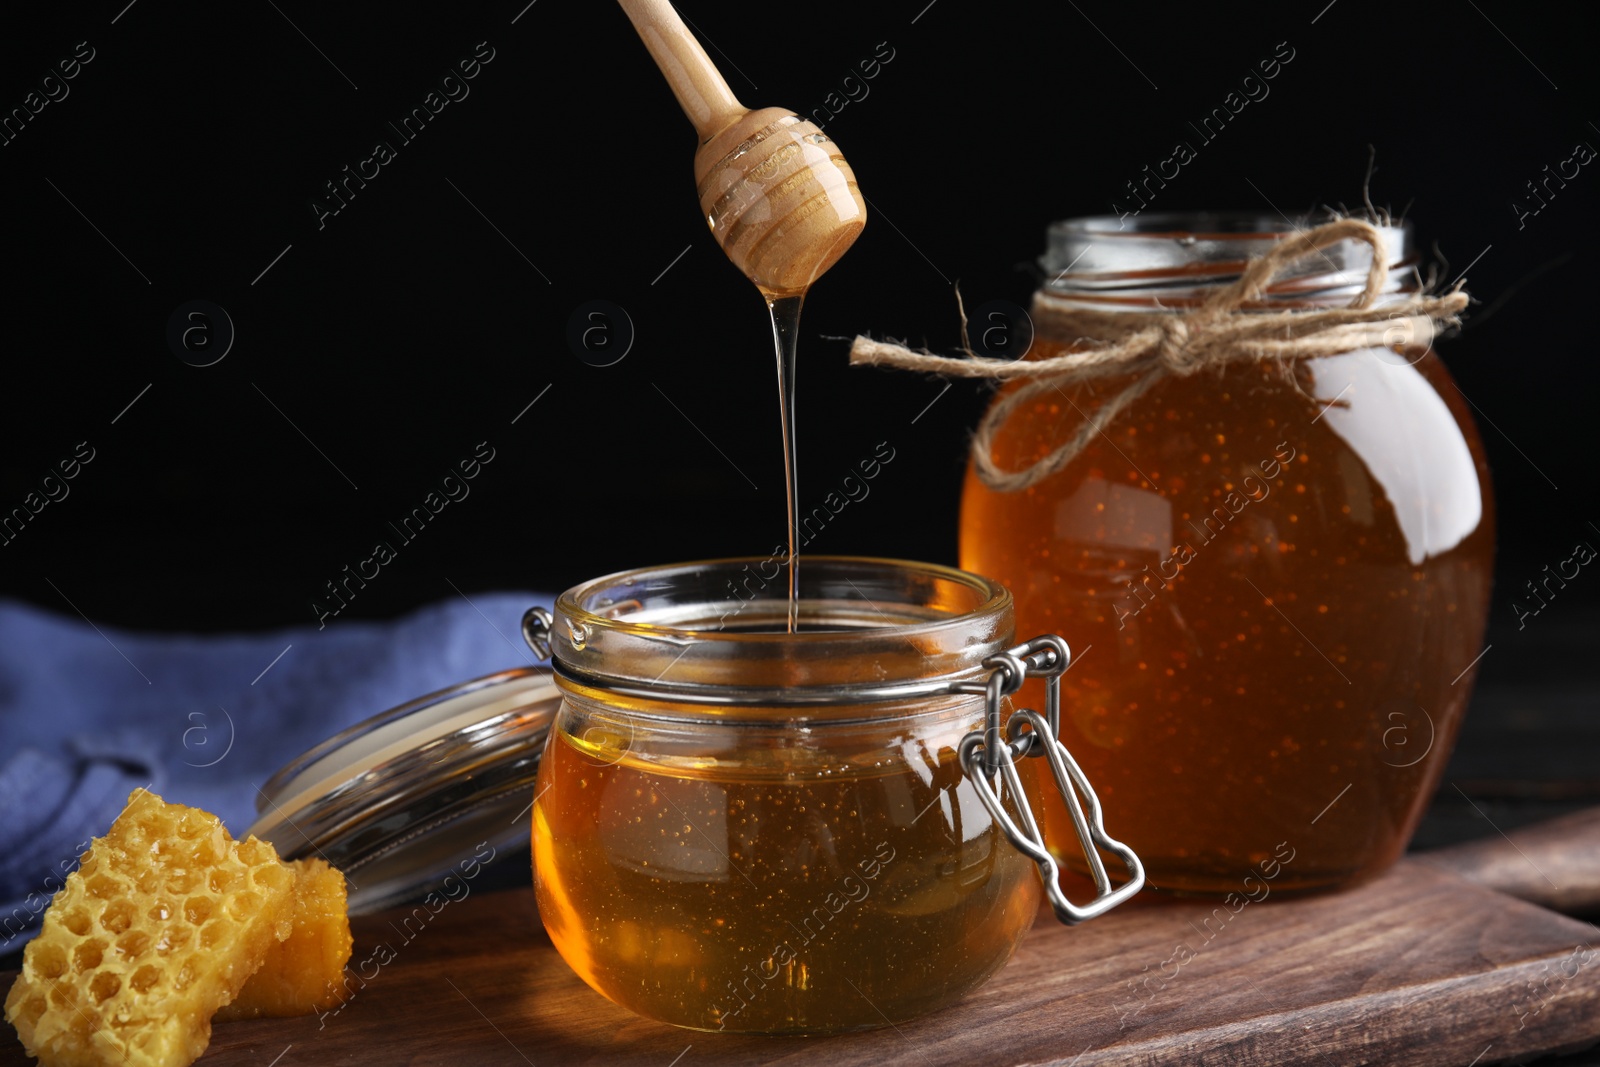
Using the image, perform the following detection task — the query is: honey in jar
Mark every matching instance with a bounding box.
[527,557,1137,1033]
[959,214,1493,894]
[535,703,1036,1033]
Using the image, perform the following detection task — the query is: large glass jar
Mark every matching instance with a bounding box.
[524,556,1138,1034]
[960,214,1494,895]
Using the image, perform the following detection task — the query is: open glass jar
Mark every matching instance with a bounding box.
[522,556,1142,1034]
[960,213,1494,895]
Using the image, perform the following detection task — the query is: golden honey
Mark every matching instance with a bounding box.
[961,342,1494,893]
[533,691,1038,1033]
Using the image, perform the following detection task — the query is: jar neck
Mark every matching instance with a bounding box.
[1039,211,1418,312]
[546,557,1014,716]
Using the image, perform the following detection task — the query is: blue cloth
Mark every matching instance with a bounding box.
[0,592,547,955]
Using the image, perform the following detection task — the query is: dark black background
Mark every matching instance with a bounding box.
[0,0,1594,632]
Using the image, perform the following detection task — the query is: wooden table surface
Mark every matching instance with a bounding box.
[6,855,1589,1067]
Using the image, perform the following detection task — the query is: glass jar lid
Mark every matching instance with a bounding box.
[247,667,559,914]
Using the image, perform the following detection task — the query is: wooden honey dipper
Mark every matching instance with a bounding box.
[617,0,867,295]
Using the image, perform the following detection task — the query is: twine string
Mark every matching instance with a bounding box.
[849,219,1469,492]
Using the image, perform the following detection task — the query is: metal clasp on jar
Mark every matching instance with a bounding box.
[955,636,1146,925]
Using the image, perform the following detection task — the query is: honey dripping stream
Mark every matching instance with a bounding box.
[764,292,804,634]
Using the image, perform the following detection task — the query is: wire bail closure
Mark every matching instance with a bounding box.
[956,636,1146,925]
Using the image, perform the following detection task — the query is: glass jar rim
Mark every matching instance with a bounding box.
[544,556,1014,705]
[1047,210,1408,240]
[1041,211,1417,306]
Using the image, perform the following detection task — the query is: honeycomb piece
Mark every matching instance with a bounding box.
[4,790,294,1067]
[217,858,352,1020]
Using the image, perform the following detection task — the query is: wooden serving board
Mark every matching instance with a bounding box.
[7,856,1595,1067]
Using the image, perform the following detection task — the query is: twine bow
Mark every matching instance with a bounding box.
[849,219,1470,492]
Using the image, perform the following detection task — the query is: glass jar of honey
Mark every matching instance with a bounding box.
[960,213,1494,895]
[522,556,1143,1034]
